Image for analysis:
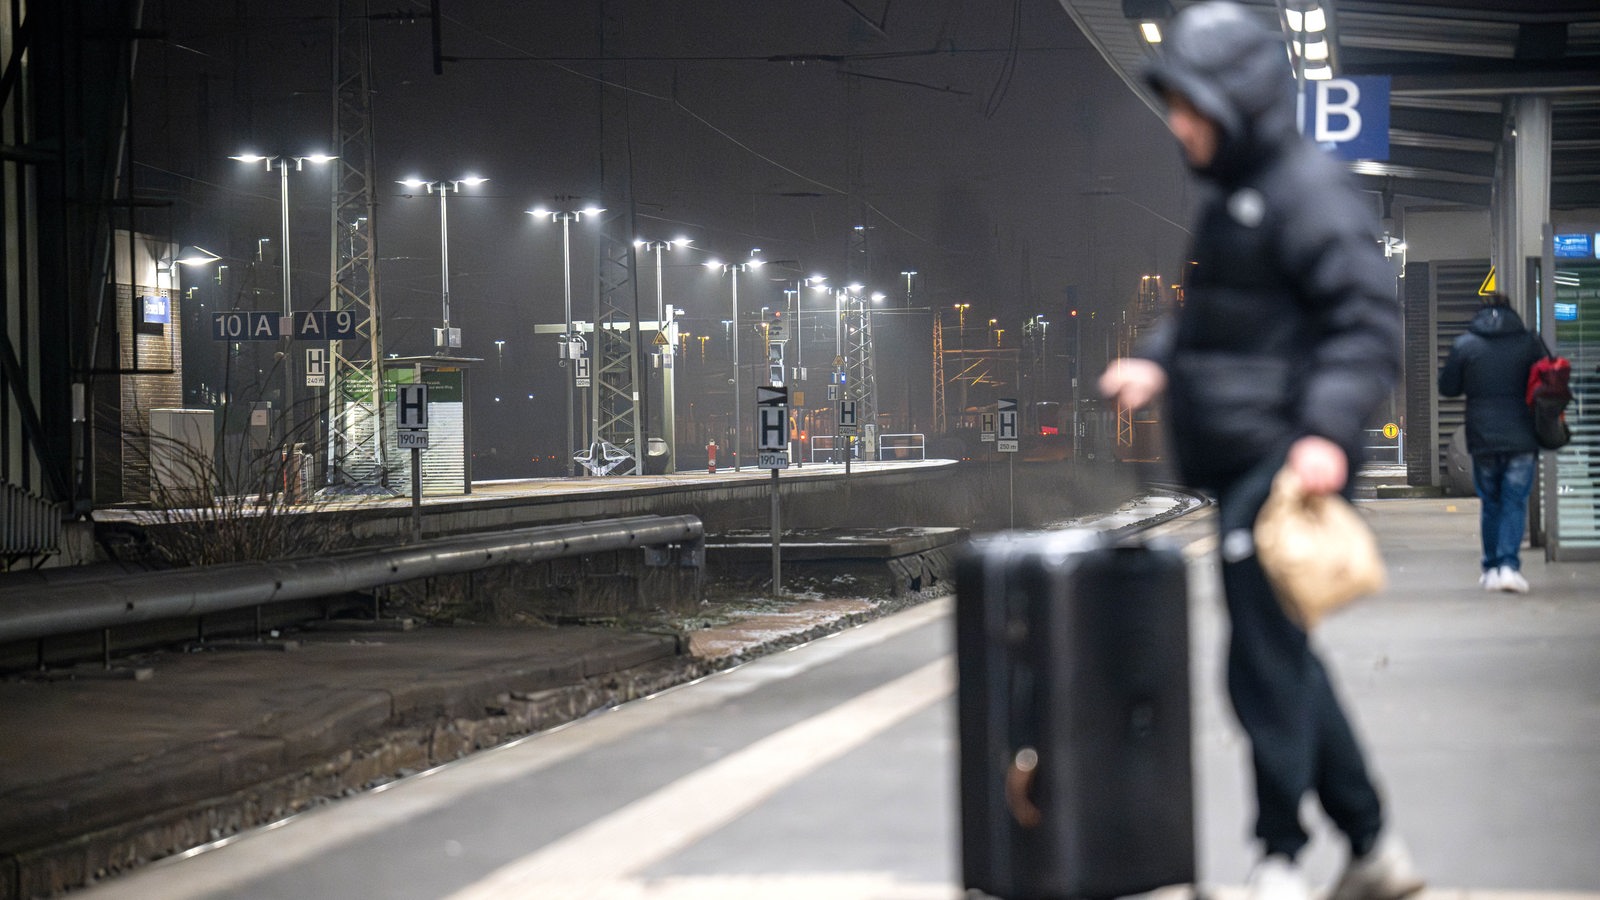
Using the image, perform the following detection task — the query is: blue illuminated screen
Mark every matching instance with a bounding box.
[1553,233,1596,258]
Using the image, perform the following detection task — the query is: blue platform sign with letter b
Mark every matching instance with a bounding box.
[1303,76,1389,162]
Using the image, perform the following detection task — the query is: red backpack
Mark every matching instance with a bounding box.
[1526,340,1572,450]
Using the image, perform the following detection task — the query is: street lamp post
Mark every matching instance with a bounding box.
[400,177,488,353]
[706,255,766,471]
[953,303,972,424]
[1069,308,1081,456]
[530,204,604,476]
[900,271,916,431]
[792,276,827,457]
[868,291,885,442]
[1035,314,1050,394]
[231,152,336,464]
[637,237,691,473]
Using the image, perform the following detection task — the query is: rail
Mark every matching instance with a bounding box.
[0,514,704,645]
[1361,427,1404,465]
[2,480,61,558]
[876,433,926,461]
[807,435,854,464]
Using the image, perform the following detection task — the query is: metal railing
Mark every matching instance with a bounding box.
[1361,428,1404,465]
[0,515,703,645]
[2,480,61,557]
[807,435,854,464]
[876,433,926,461]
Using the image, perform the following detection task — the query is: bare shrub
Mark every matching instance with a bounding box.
[117,404,363,567]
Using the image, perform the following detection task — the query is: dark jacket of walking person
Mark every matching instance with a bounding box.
[1098,3,1421,898]
[1438,295,1544,591]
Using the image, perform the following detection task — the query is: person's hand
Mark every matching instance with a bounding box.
[1287,435,1347,496]
[1099,358,1167,410]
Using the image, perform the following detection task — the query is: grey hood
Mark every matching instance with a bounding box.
[1142,1,1300,185]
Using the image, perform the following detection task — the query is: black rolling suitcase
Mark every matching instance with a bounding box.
[956,530,1194,900]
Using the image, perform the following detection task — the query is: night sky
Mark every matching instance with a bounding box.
[132,0,1195,474]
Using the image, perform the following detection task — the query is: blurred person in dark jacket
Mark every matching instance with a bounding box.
[1098,3,1421,898]
[1438,292,1544,593]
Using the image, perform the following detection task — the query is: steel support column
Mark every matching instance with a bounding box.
[1491,95,1551,320]
[327,0,388,491]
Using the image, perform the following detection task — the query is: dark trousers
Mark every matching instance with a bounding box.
[1214,453,1385,860]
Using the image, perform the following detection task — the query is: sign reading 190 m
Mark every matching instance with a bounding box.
[211,310,360,341]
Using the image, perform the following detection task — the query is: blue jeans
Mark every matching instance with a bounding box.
[1472,452,1536,572]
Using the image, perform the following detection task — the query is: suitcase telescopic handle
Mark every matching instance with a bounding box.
[1005,746,1043,828]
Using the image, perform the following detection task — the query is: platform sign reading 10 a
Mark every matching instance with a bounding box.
[996,398,1019,453]
[211,309,360,342]
[396,384,430,450]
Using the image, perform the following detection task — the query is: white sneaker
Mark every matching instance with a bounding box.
[1496,566,1529,594]
[1249,855,1310,900]
[1330,834,1426,900]
[1480,568,1503,591]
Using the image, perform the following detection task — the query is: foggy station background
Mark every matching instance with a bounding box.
[130,0,1195,476]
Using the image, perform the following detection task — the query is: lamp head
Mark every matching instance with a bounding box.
[175,246,221,267]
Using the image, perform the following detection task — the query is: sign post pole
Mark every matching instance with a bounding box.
[757,385,790,595]
[1009,453,1016,529]
[838,399,858,477]
[396,383,430,542]
[411,448,422,542]
[998,399,1019,528]
[771,467,781,594]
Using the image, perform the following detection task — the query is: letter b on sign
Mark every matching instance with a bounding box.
[1314,79,1361,143]
[1305,75,1389,161]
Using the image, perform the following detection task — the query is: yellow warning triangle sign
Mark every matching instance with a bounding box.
[653,331,669,346]
[1478,267,1497,296]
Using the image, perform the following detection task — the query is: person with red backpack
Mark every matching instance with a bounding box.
[1438,292,1546,593]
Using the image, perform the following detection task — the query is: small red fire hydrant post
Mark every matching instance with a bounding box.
[706,440,718,474]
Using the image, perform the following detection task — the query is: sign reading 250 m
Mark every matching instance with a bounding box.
[211,310,360,341]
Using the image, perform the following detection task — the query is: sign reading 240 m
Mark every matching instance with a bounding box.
[1302,75,1390,162]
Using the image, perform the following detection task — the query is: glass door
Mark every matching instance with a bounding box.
[1542,230,1600,559]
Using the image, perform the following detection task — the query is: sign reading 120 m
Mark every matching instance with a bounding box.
[211,310,361,341]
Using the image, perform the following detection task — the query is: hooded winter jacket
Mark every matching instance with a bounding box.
[1438,303,1543,455]
[1134,1,1401,490]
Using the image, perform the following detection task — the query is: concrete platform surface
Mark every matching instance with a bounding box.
[2,495,1596,899]
[0,592,910,898]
